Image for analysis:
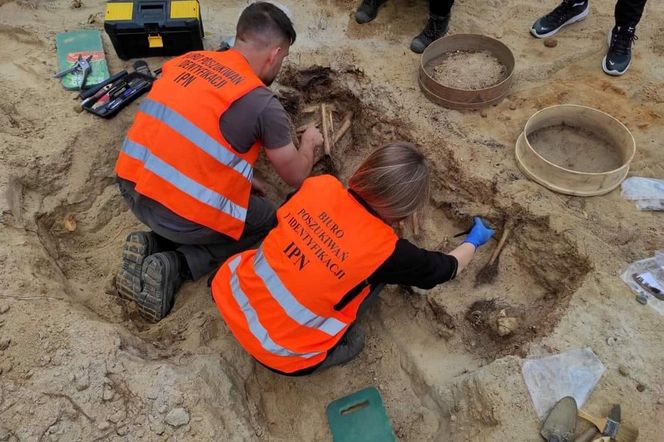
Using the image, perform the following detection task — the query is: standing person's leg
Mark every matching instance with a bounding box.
[429,0,454,17]
[603,0,646,75]
[614,0,647,27]
[410,0,455,54]
[355,0,388,24]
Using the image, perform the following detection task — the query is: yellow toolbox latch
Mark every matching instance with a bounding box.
[148,34,164,48]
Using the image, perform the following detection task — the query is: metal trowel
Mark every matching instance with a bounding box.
[540,396,578,442]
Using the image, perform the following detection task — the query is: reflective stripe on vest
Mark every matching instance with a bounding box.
[139,98,253,181]
[121,138,247,222]
[253,248,348,336]
[227,256,323,359]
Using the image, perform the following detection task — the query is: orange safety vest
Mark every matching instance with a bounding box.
[211,175,399,373]
[115,50,265,240]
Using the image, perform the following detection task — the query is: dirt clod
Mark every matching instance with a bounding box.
[637,383,646,392]
[165,408,190,427]
[619,365,630,377]
[544,38,558,48]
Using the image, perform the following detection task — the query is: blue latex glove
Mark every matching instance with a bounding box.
[463,217,495,248]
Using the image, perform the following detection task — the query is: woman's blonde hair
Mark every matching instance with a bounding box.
[349,141,430,223]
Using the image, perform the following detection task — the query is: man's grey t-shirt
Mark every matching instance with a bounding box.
[219,87,292,153]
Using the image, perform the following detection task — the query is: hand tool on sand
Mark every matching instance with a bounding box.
[578,406,638,442]
[54,54,93,90]
[475,221,511,286]
[575,404,620,442]
[539,396,577,442]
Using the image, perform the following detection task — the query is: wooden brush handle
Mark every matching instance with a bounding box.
[575,427,599,442]
[488,225,511,265]
[578,409,606,432]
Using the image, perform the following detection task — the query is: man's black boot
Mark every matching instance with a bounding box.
[136,251,183,322]
[116,231,157,303]
[355,0,387,24]
[531,0,589,38]
[410,14,450,54]
[603,25,637,76]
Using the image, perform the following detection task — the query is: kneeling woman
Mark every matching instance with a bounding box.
[211,142,494,375]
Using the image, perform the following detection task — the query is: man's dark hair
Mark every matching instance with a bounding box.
[237,2,296,46]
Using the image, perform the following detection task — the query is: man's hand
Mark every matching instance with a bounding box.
[264,127,323,189]
[301,127,323,151]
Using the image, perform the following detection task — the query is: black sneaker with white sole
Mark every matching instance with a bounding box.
[136,251,183,322]
[116,231,157,303]
[531,0,589,38]
[603,25,637,76]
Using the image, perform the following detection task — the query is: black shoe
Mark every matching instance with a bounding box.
[116,231,157,303]
[136,252,183,322]
[410,14,450,54]
[530,0,589,38]
[355,0,386,24]
[603,25,637,76]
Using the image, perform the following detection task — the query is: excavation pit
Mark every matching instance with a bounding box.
[6,64,591,442]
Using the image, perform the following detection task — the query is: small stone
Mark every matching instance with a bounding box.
[0,304,9,314]
[97,421,111,431]
[104,275,117,296]
[606,337,617,346]
[0,339,10,351]
[479,110,488,118]
[74,371,90,391]
[158,404,168,414]
[544,38,558,48]
[636,383,646,392]
[103,385,115,401]
[1,362,12,374]
[635,292,648,305]
[165,408,190,427]
[450,414,457,422]
[151,422,165,435]
[116,426,128,436]
[618,365,629,377]
[70,0,81,7]
[87,14,98,24]
[0,427,10,441]
[509,103,517,111]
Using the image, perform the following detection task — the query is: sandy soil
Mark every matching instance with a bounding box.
[528,124,624,172]
[432,50,506,90]
[1,0,663,441]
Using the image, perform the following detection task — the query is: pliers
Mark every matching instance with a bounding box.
[54,54,93,90]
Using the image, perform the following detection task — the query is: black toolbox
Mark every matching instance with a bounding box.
[104,0,204,60]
